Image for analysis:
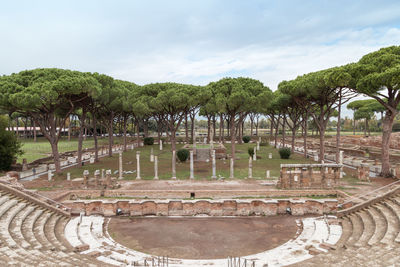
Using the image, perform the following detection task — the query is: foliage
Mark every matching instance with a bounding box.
[0,116,23,170]
[177,148,190,162]
[248,147,254,157]
[143,137,154,145]
[278,147,291,159]
[242,136,251,143]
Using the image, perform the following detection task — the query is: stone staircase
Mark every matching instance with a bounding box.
[294,193,400,266]
[0,188,108,266]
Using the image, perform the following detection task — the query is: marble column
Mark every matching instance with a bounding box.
[266,170,270,179]
[106,169,112,187]
[118,152,123,179]
[230,157,234,179]
[47,170,52,181]
[248,157,253,179]
[136,151,141,179]
[154,156,159,180]
[150,148,154,162]
[67,172,71,181]
[190,150,194,179]
[160,139,163,151]
[211,150,217,179]
[253,147,257,161]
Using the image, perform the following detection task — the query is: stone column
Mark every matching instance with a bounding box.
[150,148,154,162]
[211,150,217,179]
[266,170,270,179]
[67,172,71,181]
[190,150,194,179]
[154,156,159,179]
[248,157,253,178]
[118,152,123,179]
[94,170,100,187]
[339,150,344,178]
[101,169,105,180]
[160,140,163,151]
[172,150,177,179]
[47,170,52,181]
[253,147,257,161]
[257,141,260,151]
[230,157,234,179]
[136,151,141,179]
[83,170,89,188]
[106,169,112,188]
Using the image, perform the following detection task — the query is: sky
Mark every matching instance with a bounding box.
[1,0,400,117]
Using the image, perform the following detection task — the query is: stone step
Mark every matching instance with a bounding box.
[346,214,363,246]
[355,209,375,247]
[44,213,68,251]
[335,217,352,248]
[367,206,387,245]
[9,205,36,249]
[21,208,44,249]
[386,198,400,243]
[33,211,55,251]
[375,203,399,245]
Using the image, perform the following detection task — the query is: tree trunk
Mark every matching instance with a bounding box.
[123,114,127,151]
[190,113,195,142]
[274,117,280,148]
[50,139,61,173]
[291,128,296,153]
[255,117,259,136]
[68,116,71,141]
[185,112,189,143]
[353,115,356,135]
[250,117,254,136]
[364,119,367,137]
[336,92,342,163]
[282,117,286,147]
[93,114,99,162]
[212,115,216,141]
[108,113,114,157]
[230,115,236,160]
[381,111,396,177]
[207,116,211,143]
[367,119,370,136]
[319,124,326,164]
[33,120,37,142]
[77,110,87,164]
[303,117,308,158]
[137,120,140,148]
[219,114,223,143]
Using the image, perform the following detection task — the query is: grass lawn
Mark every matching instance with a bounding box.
[18,137,130,163]
[52,143,315,181]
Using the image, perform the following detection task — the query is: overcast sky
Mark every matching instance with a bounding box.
[1,0,400,117]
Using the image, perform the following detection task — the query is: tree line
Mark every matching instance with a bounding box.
[0,46,399,177]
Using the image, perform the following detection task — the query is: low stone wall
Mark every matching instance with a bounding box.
[54,189,339,202]
[64,198,338,217]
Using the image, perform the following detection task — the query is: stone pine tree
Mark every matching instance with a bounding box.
[352,46,400,177]
[0,115,23,171]
[209,77,269,160]
[0,68,100,173]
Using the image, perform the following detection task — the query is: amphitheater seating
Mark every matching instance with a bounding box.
[295,194,400,266]
[0,189,108,266]
[64,215,341,266]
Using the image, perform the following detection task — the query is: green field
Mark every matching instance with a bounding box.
[50,143,315,181]
[18,137,129,163]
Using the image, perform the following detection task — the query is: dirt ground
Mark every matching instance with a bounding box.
[108,216,299,259]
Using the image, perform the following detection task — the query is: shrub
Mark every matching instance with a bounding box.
[259,142,268,147]
[242,136,251,143]
[0,116,23,171]
[279,147,291,159]
[248,147,255,157]
[143,137,154,145]
[177,149,190,162]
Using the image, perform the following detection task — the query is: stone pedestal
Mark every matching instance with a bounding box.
[101,169,105,179]
[266,170,270,179]
[83,170,89,188]
[22,158,28,171]
[105,170,112,187]
[94,170,100,187]
[357,164,370,181]
[268,153,272,159]
[67,172,71,181]
[47,170,52,182]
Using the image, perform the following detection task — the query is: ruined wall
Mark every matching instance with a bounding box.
[64,198,338,217]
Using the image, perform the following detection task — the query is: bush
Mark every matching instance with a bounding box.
[0,116,23,171]
[259,142,268,147]
[279,147,291,159]
[177,149,190,162]
[242,136,251,143]
[248,147,255,157]
[143,137,154,145]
